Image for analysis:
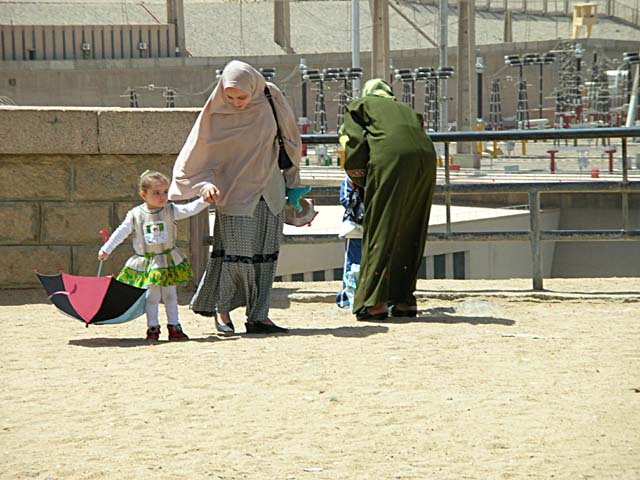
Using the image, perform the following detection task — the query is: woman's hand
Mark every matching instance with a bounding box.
[202,184,221,203]
[98,251,109,261]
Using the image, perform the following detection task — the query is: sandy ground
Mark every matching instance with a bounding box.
[1,278,639,480]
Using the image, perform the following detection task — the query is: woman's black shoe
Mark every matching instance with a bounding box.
[215,317,235,334]
[356,309,389,321]
[389,305,418,318]
[245,321,288,334]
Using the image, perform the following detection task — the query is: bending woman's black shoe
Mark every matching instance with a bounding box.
[389,304,418,318]
[356,309,389,321]
[245,321,288,334]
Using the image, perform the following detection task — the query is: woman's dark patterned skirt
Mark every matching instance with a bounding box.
[190,199,284,322]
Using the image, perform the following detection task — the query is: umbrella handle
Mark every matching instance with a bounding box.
[99,229,109,244]
[97,229,109,277]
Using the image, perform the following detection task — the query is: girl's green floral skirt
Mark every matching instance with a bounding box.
[117,259,193,288]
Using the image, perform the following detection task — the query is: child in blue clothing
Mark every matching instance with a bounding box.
[336,176,363,309]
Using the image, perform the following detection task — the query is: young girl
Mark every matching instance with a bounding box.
[98,170,211,340]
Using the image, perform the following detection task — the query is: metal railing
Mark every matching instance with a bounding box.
[413,0,640,28]
[298,127,640,290]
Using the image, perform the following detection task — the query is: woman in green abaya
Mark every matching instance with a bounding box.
[340,78,437,320]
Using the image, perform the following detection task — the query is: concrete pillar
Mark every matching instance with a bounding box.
[13,27,25,61]
[167,25,176,58]
[456,0,478,166]
[159,25,168,57]
[121,26,132,59]
[53,25,64,60]
[371,0,390,80]
[112,26,122,59]
[93,27,104,60]
[102,27,111,59]
[504,10,513,42]
[439,0,449,131]
[2,27,10,61]
[44,26,55,60]
[34,26,44,60]
[167,0,186,56]
[274,0,293,53]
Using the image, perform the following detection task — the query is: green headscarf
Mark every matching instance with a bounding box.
[361,78,395,100]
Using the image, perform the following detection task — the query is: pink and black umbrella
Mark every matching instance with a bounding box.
[36,271,146,327]
[35,229,146,327]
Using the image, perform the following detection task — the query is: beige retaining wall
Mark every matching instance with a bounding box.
[1,107,637,288]
[0,106,200,288]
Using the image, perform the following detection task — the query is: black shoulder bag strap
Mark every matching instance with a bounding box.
[264,86,294,170]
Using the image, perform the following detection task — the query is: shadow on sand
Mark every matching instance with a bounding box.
[356,307,516,326]
[416,288,640,298]
[68,307,513,348]
[240,324,389,339]
[69,335,241,348]
[68,325,390,347]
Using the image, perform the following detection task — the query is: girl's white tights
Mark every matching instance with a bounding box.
[145,285,179,327]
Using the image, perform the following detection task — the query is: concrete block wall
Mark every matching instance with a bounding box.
[1,107,637,288]
[0,106,199,288]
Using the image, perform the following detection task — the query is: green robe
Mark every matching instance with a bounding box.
[342,96,437,312]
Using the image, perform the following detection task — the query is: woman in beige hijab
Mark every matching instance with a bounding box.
[170,60,309,334]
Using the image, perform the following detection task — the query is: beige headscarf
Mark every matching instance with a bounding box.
[169,60,301,211]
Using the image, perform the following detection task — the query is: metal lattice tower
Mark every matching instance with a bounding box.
[516,79,530,129]
[260,67,276,81]
[435,67,455,131]
[164,89,176,108]
[488,79,503,130]
[336,67,363,128]
[313,85,327,133]
[586,52,615,126]
[322,68,348,128]
[394,68,415,110]
[555,43,584,124]
[420,67,454,131]
[423,76,438,130]
[402,82,412,107]
[304,69,327,134]
[336,78,348,128]
[623,51,640,127]
[412,67,431,127]
[595,87,612,126]
[504,55,531,129]
[557,49,574,114]
[554,90,567,128]
[129,89,139,108]
[590,53,608,85]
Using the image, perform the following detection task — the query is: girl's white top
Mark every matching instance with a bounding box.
[99,197,208,271]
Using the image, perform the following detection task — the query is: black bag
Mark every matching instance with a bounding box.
[264,86,294,170]
[345,187,365,225]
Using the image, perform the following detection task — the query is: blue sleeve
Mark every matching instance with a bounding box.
[339,177,353,210]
